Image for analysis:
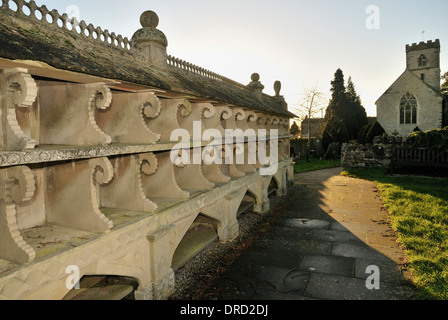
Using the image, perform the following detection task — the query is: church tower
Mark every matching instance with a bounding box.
[376,39,445,136]
[406,39,441,91]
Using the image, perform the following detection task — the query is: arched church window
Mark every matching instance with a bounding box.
[400,92,417,124]
[418,55,427,67]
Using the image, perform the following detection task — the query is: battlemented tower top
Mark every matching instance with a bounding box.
[406,39,440,53]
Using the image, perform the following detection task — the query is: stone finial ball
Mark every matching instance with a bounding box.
[274,81,282,95]
[251,73,260,82]
[140,11,159,28]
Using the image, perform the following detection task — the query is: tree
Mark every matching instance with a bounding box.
[325,69,368,140]
[357,123,371,144]
[346,76,368,136]
[290,122,300,137]
[365,121,385,144]
[293,84,327,162]
[322,115,349,154]
[442,71,448,96]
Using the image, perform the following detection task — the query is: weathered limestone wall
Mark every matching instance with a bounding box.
[341,142,393,169]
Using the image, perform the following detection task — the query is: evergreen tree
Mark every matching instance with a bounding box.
[325,69,347,122]
[322,115,349,153]
[442,71,448,96]
[324,69,368,140]
[365,121,385,144]
[290,122,300,137]
[346,76,368,139]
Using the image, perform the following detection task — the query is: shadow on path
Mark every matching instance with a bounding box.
[199,167,419,300]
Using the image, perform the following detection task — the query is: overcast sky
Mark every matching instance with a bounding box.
[34,0,448,118]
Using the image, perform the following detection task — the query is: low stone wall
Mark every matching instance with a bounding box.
[341,142,393,169]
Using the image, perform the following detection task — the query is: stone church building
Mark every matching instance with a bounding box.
[376,39,446,136]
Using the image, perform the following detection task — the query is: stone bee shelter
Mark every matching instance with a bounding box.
[0,1,295,300]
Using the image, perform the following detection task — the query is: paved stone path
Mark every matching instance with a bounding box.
[203,167,418,300]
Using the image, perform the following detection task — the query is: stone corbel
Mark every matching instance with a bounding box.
[271,117,280,132]
[96,91,161,144]
[256,113,270,132]
[280,138,291,160]
[45,157,114,233]
[174,148,215,192]
[238,110,258,132]
[0,166,36,264]
[234,142,257,173]
[140,151,190,204]
[223,107,246,131]
[201,145,231,184]
[223,144,245,179]
[203,105,232,136]
[146,98,192,142]
[0,68,38,151]
[279,118,290,135]
[277,139,287,161]
[39,82,112,146]
[185,103,216,138]
[100,153,158,213]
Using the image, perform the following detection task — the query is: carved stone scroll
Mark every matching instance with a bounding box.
[279,118,290,136]
[45,157,114,233]
[234,143,257,173]
[146,98,192,143]
[226,145,245,179]
[140,152,189,203]
[0,68,38,151]
[174,149,215,191]
[0,166,36,264]
[100,153,158,213]
[203,105,232,136]
[236,110,258,132]
[96,91,161,144]
[38,81,112,146]
[278,138,290,160]
[222,107,246,131]
[184,103,216,138]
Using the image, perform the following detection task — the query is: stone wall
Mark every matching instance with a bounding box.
[341,142,393,169]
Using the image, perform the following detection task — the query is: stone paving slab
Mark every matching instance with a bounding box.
[202,167,419,300]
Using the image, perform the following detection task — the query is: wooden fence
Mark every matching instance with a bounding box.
[391,147,448,171]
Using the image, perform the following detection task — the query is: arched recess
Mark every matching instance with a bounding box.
[285,163,295,187]
[62,275,139,300]
[238,190,257,217]
[247,176,273,214]
[171,213,219,270]
[269,176,280,196]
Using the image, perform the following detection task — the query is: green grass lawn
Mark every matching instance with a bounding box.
[293,157,341,173]
[341,168,448,300]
